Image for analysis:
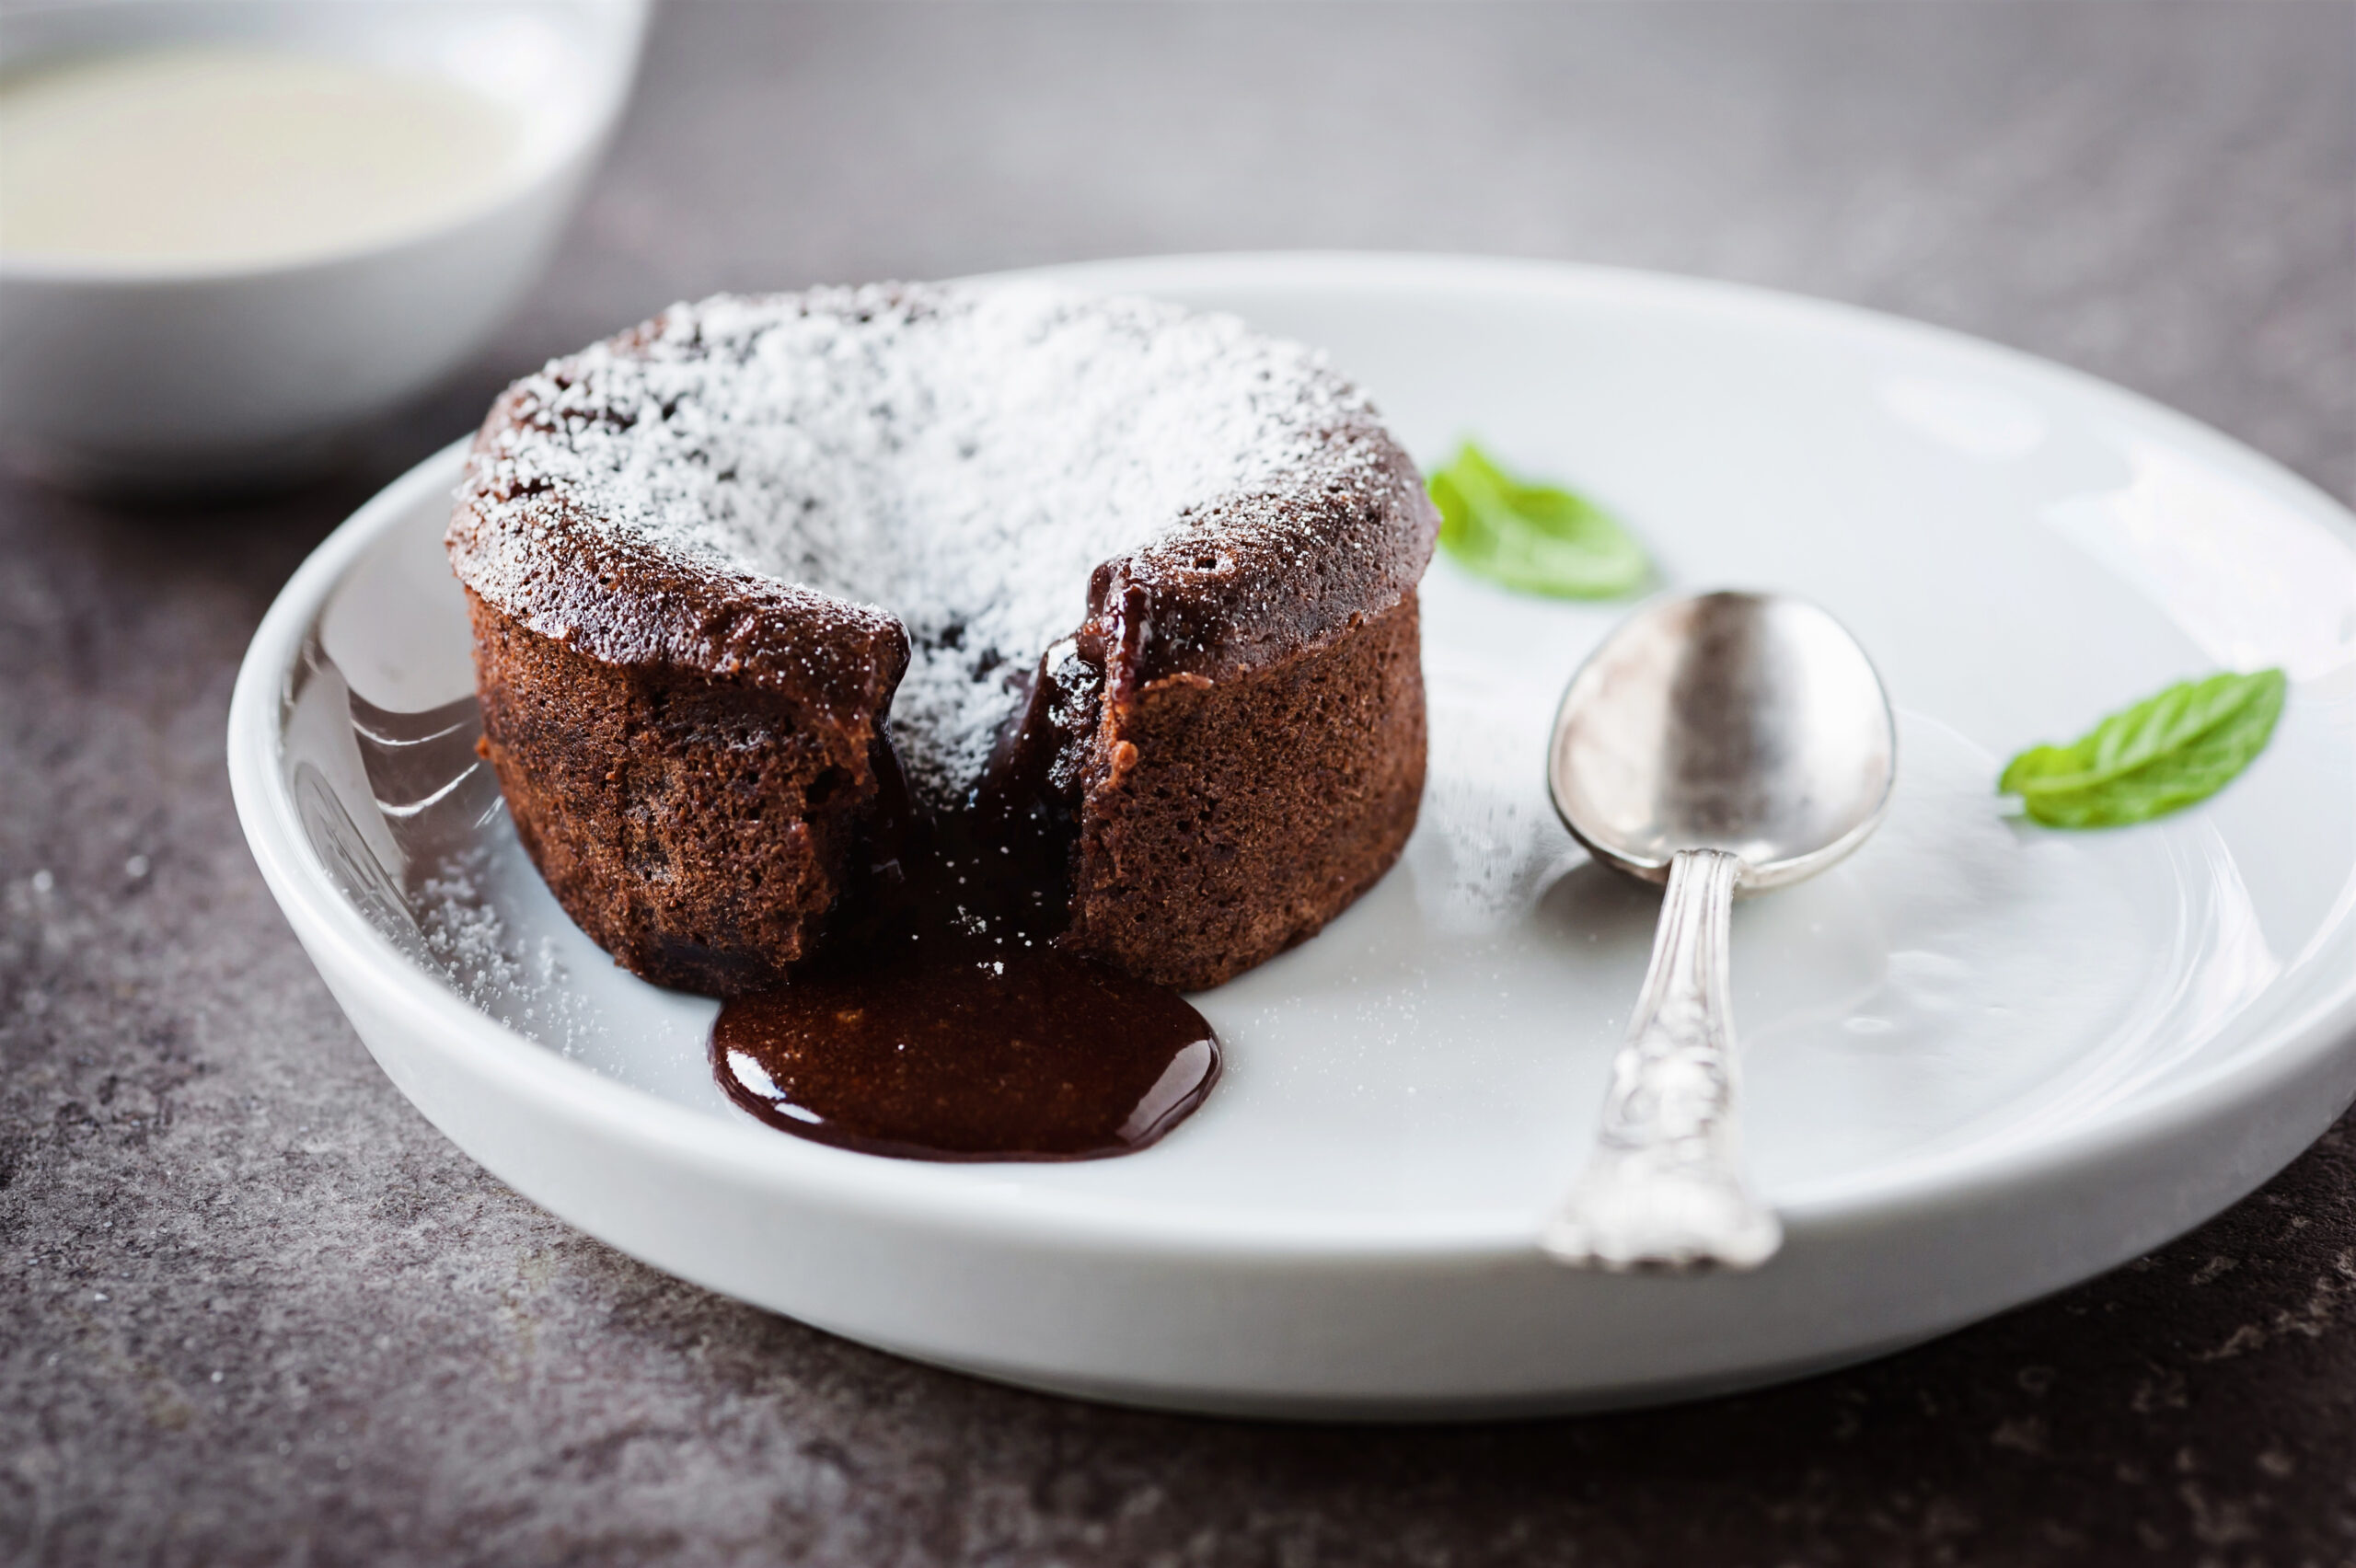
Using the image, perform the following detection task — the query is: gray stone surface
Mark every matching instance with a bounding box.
[3,4,2352,1563]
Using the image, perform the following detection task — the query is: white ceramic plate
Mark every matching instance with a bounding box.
[229,254,2356,1418]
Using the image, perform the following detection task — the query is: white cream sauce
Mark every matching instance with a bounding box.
[0,47,522,267]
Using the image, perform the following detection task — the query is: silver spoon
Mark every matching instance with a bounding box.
[1542,591,1896,1271]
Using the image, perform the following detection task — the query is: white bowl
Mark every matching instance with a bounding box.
[0,0,647,491]
[229,254,2356,1418]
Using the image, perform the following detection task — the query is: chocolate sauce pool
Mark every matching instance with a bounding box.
[711,725,1221,1161]
[712,944,1218,1161]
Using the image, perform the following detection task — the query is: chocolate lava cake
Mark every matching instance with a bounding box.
[445,282,1436,997]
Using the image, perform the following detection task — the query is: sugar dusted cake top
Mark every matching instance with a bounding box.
[450,282,1432,807]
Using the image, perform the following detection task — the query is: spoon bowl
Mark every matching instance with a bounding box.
[1542,591,1896,1271]
[1549,592,1897,890]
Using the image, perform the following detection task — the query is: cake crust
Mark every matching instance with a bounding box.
[1067,592,1427,989]
[465,590,886,994]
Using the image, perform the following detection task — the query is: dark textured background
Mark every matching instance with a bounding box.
[6,4,2354,1563]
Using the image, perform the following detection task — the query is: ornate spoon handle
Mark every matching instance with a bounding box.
[1540,847,1782,1271]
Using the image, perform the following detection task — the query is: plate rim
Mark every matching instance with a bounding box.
[227,249,2356,1263]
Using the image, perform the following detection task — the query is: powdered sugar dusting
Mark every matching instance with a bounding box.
[465,282,1372,805]
[415,843,603,1058]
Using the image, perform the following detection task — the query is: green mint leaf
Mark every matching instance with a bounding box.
[1999,668,2287,828]
[1427,442,1649,599]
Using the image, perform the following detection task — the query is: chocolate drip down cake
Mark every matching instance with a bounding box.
[446,283,1437,997]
